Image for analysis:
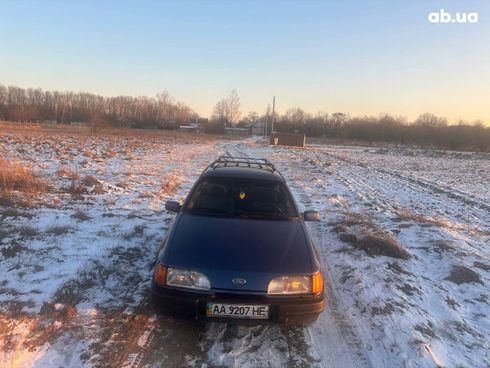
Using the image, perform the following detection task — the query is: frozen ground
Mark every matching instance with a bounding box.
[0,132,488,367]
[245,142,489,368]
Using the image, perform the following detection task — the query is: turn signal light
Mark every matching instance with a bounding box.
[154,264,167,286]
[312,272,323,294]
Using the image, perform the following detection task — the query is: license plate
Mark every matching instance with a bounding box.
[206,303,269,319]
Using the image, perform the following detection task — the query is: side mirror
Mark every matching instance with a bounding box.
[165,200,181,213]
[303,210,320,222]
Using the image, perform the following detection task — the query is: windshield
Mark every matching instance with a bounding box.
[185,177,299,220]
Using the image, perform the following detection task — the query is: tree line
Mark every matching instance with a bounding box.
[268,109,489,152]
[1,83,488,151]
[207,95,489,152]
[0,84,196,129]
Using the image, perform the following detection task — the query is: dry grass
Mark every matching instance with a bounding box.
[396,210,449,228]
[71,209,91,221]
[115,181,129,189]
[161,174,181,196]
[0,193,36,208]
[414,322,435,338]
[387,262,412,276]
[371,303,395,317]
[473,261,490,272]
[138,191,153,199]
[45,225,73,236]
[0,208,33,219]
[56,168,79,180]
[82,175,99,187]
[18,226,39,238]
[0,158,47,194]
[0,158,47,207]
[56,168,69,177]
[102,150,117,159]
[356,235,410,260]
[91,183,106,195]
[122,224,146,240]
[332,212,411,260]
[0,121,229,143]
[65,178,87,196]
[445,265,482,285]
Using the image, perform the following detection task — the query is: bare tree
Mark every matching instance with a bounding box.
[226,89,241,125]
[0,83,196,129]
[246,111,259,123]
[55,92,72,124]
[332,112,346,125]
[156,91,175,127]
[414,112,448,127]
[285,107,309,125]
[212,98,228,124]
[87,95,104,132]
[211,90,241,126]
[0,85,8,120]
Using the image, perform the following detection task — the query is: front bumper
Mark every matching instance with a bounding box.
[151,281,324,325]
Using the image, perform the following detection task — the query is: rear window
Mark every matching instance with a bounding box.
[185,177,299,220]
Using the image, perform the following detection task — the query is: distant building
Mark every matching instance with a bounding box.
[247,121,266,135]
[179,124,199,133]
[175,118,207,131]
[270,132,306,147]
[161,121,180,130]
[224,127,250,136]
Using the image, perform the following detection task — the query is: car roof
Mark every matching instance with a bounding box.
[202,166,284,182]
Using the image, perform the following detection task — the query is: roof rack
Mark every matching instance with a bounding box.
[209,156,279,174]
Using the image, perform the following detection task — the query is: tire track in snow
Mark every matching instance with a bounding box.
[319,149,490,212]
[276,158,373,368]
[316,149,489,222]
[121,143,225,368]
[130,139,315,368]
[246,142,490,367]
[189,140,319,368]
[234,141,373,368]
[300,149,490,253]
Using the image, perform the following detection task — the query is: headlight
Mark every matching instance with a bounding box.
[268,272,323,295]
[166,267,211,290]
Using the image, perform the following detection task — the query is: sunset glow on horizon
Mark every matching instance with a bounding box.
[1,0,489,124]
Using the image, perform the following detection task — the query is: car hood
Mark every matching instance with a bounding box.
[164,214,313,292]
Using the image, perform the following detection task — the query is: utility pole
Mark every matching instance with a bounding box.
[271,96,275,135]
[264,109,268,137]
[264,115,267,137]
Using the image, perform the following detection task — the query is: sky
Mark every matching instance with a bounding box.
[0,0,489,123]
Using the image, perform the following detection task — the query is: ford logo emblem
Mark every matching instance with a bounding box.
[232,277,247,285]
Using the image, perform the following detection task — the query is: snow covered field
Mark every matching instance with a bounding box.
[0,131,488,367]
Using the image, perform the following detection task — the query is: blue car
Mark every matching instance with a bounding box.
[152,157,324,324]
